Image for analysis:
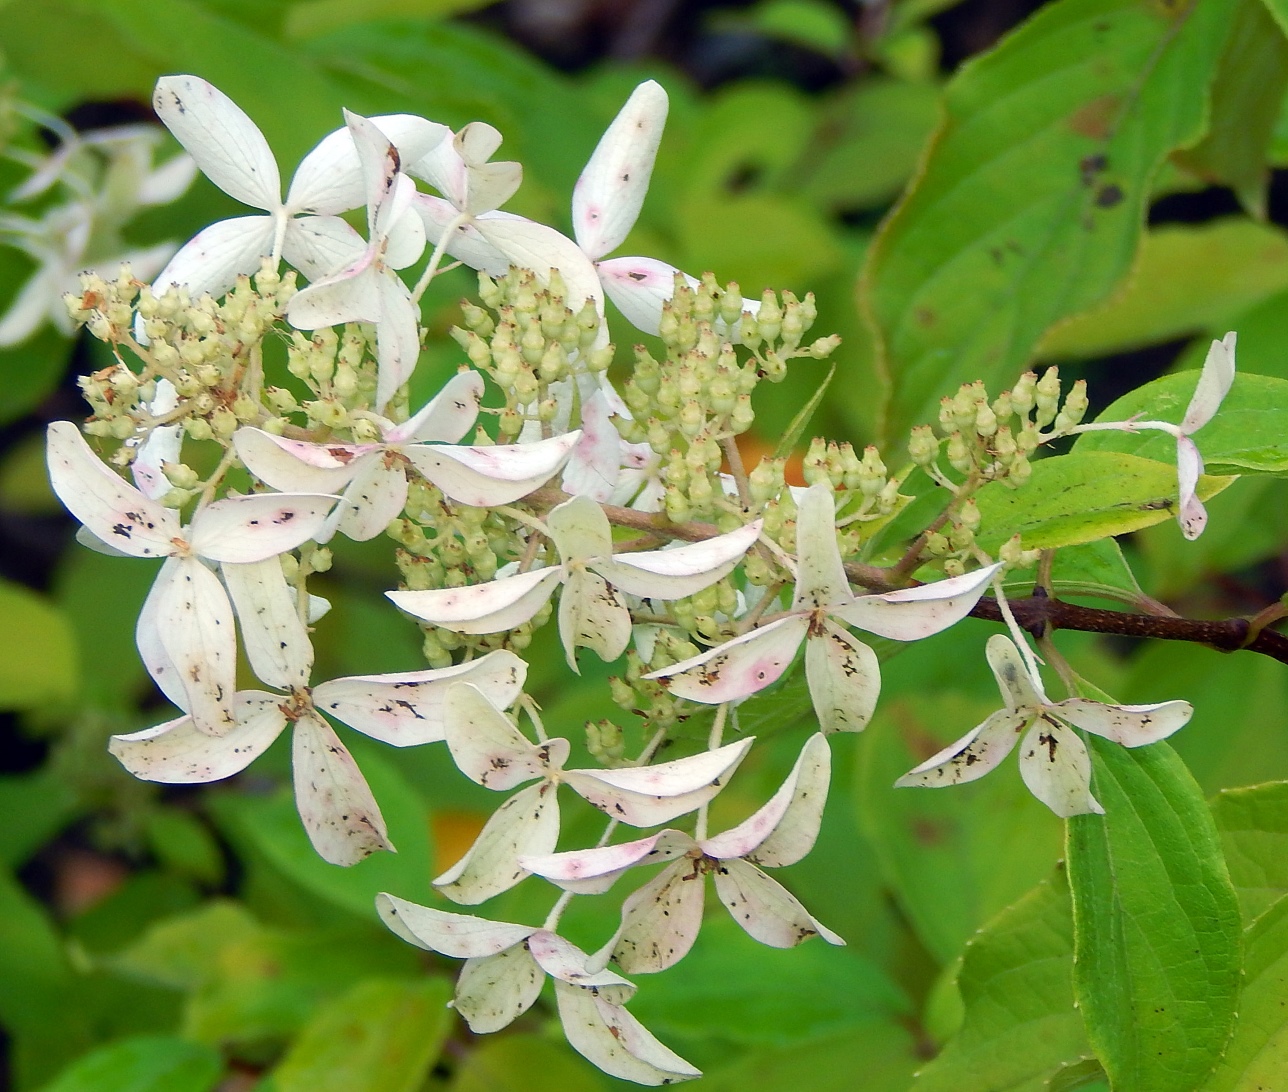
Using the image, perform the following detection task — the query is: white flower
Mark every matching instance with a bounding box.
[431,682,754,903]
[521,732,840,972]
[895,634,1193,816]
[647,483,999,733]
[46,421,334,735]
[376,896,701,1084]
[388,494,762,670]
[149,75,446,307]
[109,565,528,866]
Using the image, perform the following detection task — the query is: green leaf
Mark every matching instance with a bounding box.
[1001,539,1144,603]
[1037,220,1288,361]
[913,869,1092,1092]
[1067,738,1242,1092]
[746,0,852,56]
[269,977,452,1092]
[862,0,1233,442]
[284,0,496,40]
[0,769,77,869]
[974,451,1232,552]
[449,1034,605,1092]
[1201,892,1288,1091]
[34,1037,221,1092]
[773,362,836,461]
[1211,781,1288,924]
[0,578,77,710]
[1074,371,1288,476]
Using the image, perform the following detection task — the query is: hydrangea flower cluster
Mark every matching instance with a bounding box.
[38,74,1214,1083]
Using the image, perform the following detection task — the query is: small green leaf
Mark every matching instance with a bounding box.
[34,1037,222,1092]
[1067,738,1242,1092]
[1211,781,1288,924]
[974,451,1231,552]
[270,977,452,1092]
[0,769,77,869]
[774,362,836,462]
[0,578,77,710]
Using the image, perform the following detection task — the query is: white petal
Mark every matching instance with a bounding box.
[1181,331,1236,435]
[528,931,634,998]
[155,555,239,737]
[314,650,528,747]
[412,195,515,273]
[558,570,631,672]
[131,423,182,502]
[597,256,694,336]
[703,733,830,866]
[442,682,567,788]
[109,693,286,782]
[554,983,700,1085]
[75,525,134,558]
[645,616,809,705]
[573,80,669,261]
[597,519,762,600]
[0,267,59,347]
[152,76,280,210]
[545,494,614,563]
[387,566,562,634]
[286,255,380,329]
[281,215,365,281]
[375,893,538,958]
[895,708,1031,789]
[151,216,275,300]
[1176,436,1206,540]
[712,858,844,948]
[1018,720,1103,818]
[222,556,313,690]
[563,736,753,827]
[474,218,604,315]
[609,859,705,974]
[292,710,392,865]
[383,197,427,270]
[831,563,1001,641]
[384,370,484,444]
[1053,698,1192,747]
[136,558,189,709]
[791,483,852,610]
[519,830,694,895]
[46,421,179,557]
[984,633,1047,712]
[233,428,373,493]
[403,432,580,506]
[455,944,545,1033]
[560,390,624,502]
[139,152,200,206]
[332,456,409,541]
[372,275,423,411]
[804,620,880,734]
[433,782,560,904]
[188,493,335,562]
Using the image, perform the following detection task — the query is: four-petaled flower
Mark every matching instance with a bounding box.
[895,634,1193,816]
[647,483,1000,733]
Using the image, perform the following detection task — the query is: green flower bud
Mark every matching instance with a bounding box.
[909,424,938,466]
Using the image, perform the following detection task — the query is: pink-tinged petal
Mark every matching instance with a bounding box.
[375,893,538,957]
[791,483,852,610]
[109,693,286,782]
[520,830,694,895]
[136,558,188,710]
[281,214,365,281]
[188,493,335,562]
[598,256,690,335]
[563,737,753,827]
[372,276,424,411]
[412,195,516,274]
[151,216,276,300]
[475,219,604,322]
[132,379,182,500]
[286,256,380,330]
[403,431,580,506]
[332,456,409,542]
[233,428,373,493]
[442,682,566,788]
[152,76,281,210]
[47,421,179,557]
[1053,697,1192,747]
[984,633,1047,712]
[154,555,239,736]
[803,620,880,734]
[1181,331,1236,435]
[712,858,844,948]
[433,781,560,904]
[554,983,701,1085]
[561,391,625,502]
[704,733,831,866]
[1018,720,1103,818]
[315,650,527,747]
[292,710,392,865]
[645,616,809,705]
[573,80,668,261]
[831,563,1001,641]
[598,519,762,600]
[528,931,633,998]
[608,859,705,974]
[387,566,562,634]
[558,570,631,672]
[1176,435,1206,540]
[455,944,544,1033]
[222,556,313,690]
[385,370,484,444]
[894,708,1031,789]
[546,494,614,563]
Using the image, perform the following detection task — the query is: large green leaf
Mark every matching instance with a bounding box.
[1211,781,1288,923]
[0,579,77,710]
[974,451,1232,552]
[1067,738,1242,1092]
[34,1038,221,1092]
[913,870,1092,1092]
[862,0,1232,442]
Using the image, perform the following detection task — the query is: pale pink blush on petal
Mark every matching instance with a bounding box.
[645,616,809,705]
